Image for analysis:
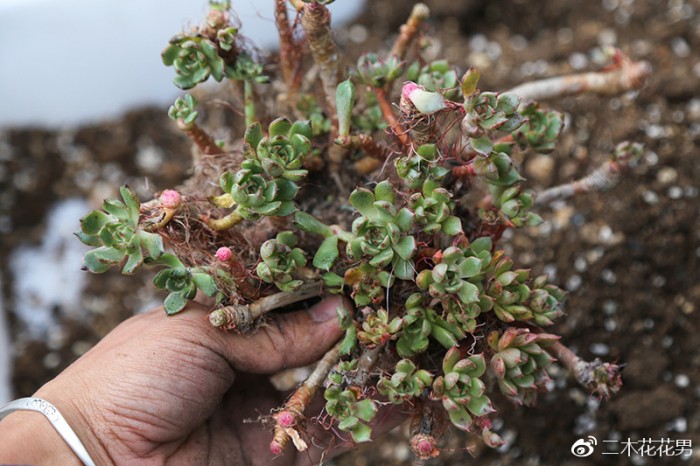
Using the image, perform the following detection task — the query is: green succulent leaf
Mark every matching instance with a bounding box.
[80,211,111,235]
[470,137,494,156]
[448,406,473,431]
[294,211,333,237]
[192,272,218,297]
[164,292,188,315]
[336,79,356,138]
[244,121,263,152]
[393,235,416,260]
[461,68,480,97]
[122,246,144,275]
[339,325,357,355]
[351,399,378,423]
[349,188,378,220]
[269,117,292,137]
[83,248,122,274]
[313,236,339,271]
[136,231,165,260]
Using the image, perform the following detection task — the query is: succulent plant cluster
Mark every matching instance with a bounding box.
[77,0,646,460]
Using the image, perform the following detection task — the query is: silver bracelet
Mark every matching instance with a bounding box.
[0,397,96,466]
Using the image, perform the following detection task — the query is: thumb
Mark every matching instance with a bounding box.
[221,295,348,373]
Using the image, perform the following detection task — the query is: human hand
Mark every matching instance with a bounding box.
[1,297,400,465]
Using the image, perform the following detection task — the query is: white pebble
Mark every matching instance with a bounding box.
[604,318,617,331]
[567,274,582,291]
[657,167,678,185]
[569,52,588,70]
[598,29,618,46]
[652,275,667,287]
[349,24,368,43]
[590,343,610,356]
[642,190,660,205]
[675,374,690,388]
[644,151,659,166]
[603,300,618,315]
[43,352,61,369]
[601,269,617,284]
[668,186,683,199]
[671,37,691,58]
[645,124,665,139]
[666,417,688,433]
[470,34,488,52]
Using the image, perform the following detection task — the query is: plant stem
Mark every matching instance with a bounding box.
[203,206,244,230]
[338,134,393,175]
[178,120,221,155]
[373,87,410,147]
[271,340,343,453]
[409,402,440,461]
[288,0,304,10]
[535,159,623,206]
[301,2,348,172]
[508,50,651,101]
[301,3,340,128]
[274,0,297,96]
[348,345,383,387]
[389,3,430,61]
[243,80,256,126]
[209,280,323,332]
[451,163,476,178]
[546,341,622,399]
[145,207,178,231]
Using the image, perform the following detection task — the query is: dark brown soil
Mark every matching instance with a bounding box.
[2,0,699,465]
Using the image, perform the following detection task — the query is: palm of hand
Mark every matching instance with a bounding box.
[39,300,348,466]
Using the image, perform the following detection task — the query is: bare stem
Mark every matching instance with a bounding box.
[209,280,323,332]
[288,0,304,10]
[535,160,622,206]
[178,120,221,156]
[243,80,256,126]
[546,341,622,399]
[271,340,343,453]
[301,3,341,128]
[338,133,394,175]
[508,50,651,101]
[409,402,440,461]
[348,345,383,387]
[274,0,297,94]
[203,206,244,230]
[389,3,430,61]
[144,207,178,231]
[373,87,410,147]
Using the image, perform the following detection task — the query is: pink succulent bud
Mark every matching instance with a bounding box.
[402,81,421,99]
[160,189,182,209]
[276,411,295,428]
[215,247,232,262]
[410,433,438,460]
[269,440,284,455]
[401,81,447,115]
[417,439,433,455]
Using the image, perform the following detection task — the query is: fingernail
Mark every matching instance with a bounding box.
[308,298,341,323]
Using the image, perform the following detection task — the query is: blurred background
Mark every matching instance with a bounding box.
[1,0,699,464]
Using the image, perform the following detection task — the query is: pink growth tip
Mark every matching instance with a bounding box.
[402,81,421,98]
[269,440,284,456]
[160,189,181,209]
[417,439,433,455]
[215,247,232,262]
[277,411,295,427]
